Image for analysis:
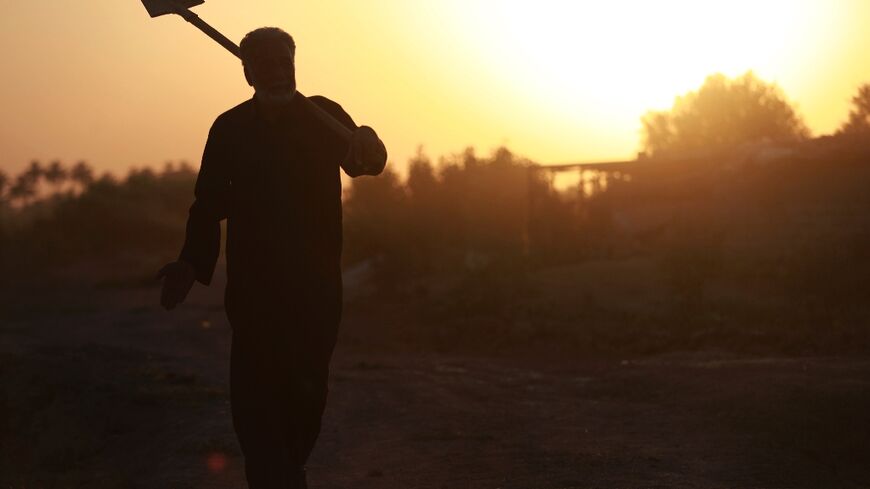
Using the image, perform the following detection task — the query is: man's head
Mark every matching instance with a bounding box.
[240,27,296,107]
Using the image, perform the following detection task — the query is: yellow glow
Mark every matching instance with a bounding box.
[426,0,842,161]
[0,1,868,175]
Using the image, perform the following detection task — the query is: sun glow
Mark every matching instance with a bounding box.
[0,1,865,174]
[420,0,837,160]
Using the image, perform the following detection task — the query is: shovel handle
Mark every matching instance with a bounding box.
[174,7,354,143]
[174,8,240,58]
[296,94,355,142]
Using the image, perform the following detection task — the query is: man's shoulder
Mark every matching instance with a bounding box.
[309,95,353,117]
[308,94,339,108]
[307,95,355,128]
[212,98,256,129]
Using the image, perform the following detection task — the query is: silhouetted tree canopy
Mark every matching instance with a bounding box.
[23,160,43,184]
[341,146,563,276]
[9,173,37,206]
[406,147,438,202]
[70,161,95,189]
[642,72,809,157]
[0,170,8,203]
[838,83,870,136]
[44,160,68,190]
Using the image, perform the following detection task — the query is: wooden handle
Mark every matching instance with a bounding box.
[177,9,241,58]
[296,92,354,143]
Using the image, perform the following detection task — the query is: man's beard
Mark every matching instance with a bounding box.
[255,84,297,110]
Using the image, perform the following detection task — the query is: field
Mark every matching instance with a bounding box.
[2,260,868,489]
[2,142,870,487]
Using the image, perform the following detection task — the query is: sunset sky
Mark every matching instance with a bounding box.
[1,0,868,176]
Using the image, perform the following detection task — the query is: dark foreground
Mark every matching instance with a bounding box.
[1,268,869,489]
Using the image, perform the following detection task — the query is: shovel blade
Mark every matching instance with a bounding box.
[141,0,204,17]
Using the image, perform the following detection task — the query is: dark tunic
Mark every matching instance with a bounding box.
[177,94,384,486]
[179,94,381,320]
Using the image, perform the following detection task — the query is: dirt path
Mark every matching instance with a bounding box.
[1,274,869,488]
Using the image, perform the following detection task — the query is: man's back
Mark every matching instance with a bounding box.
[179,95,359,301]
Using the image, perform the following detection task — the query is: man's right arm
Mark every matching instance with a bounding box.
[178,116,232,285]
[158,116,231,310]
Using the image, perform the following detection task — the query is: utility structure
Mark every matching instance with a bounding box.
[525,160,636,260]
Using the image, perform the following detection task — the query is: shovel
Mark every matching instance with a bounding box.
[141,0,354,142]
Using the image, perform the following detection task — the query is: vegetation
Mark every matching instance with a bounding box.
[2,75,870,356]
[641,72,810,157]
[0,161,196,275]
[838,83,870,136]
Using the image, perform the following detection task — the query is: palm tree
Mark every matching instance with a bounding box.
[9,173,37,207]
[17,160,43,202]
[0,170,8,207]
[70,161,94,192]
[44,160,69,195]
[24,160,43,184]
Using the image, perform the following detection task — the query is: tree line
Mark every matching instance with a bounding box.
[1,73,868,282]
[0,160,95,208]
[641,73,870,157]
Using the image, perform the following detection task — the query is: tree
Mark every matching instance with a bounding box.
[0,170,8,203]
[407,147,438,201]
[641,72,809,157]
[23,160,43,185]
[70,161,94,191]
[343,166,407,262]
[838,83,870,136]
[343,167,409,289]
[9,173,37,206]
[5,161,44,206]
[44,160,69,194]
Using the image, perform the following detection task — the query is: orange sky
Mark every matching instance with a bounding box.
[1,1,868,176]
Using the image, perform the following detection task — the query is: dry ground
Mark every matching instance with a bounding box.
[1,266,869,489]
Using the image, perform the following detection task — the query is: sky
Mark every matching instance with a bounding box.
[0,0,868,176]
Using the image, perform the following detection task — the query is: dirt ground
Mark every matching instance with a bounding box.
[1,267,869,489]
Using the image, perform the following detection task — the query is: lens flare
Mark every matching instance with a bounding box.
[206,452,227,473]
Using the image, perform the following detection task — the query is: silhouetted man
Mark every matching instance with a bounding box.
[157,27,386,489]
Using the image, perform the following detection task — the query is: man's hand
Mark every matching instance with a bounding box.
[156,260,196,310]
[347,126,387,175]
